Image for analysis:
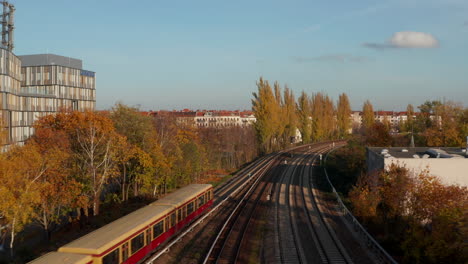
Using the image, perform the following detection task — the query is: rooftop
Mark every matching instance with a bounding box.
[368,147,467,159]
[19,54,83,69]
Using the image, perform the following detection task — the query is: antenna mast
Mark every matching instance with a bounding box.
[1,1,14,51]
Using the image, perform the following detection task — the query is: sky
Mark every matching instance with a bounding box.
[11,0,468,111]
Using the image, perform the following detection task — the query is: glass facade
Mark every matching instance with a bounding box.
[0,49,96,150]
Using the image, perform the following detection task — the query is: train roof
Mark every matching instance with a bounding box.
[58,184,211,256]
[59,204,174,255]
[27,252,93,264]
[151,184,212,207]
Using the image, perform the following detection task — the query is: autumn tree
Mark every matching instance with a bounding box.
[252,77,282,153]
[29,127,83,240]
[310,92,324,141]
[310,92,336,141]
[336,93,351,137]
[362,100,375,131]
[365,122,392,146]
[296,91,312,143]
[400,104,415,133]
[403,169,468,263]
[424,102,464,147]
[350,164,467,263]
[35,111,120,216]
[282,86,297,145]
[0,145,44,254]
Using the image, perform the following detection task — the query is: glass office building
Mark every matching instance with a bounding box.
[0,52,95,150]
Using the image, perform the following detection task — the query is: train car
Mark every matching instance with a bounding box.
[28,184,213,264]
[27,252,93,264]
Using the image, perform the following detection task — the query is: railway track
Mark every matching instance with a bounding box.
[203,145,312,264]
[209,159,279,264]
[301,144,353,264]
[273,143,331,263]
[205,142,347,264]
[148,141,357,264]
[146,148,282,264]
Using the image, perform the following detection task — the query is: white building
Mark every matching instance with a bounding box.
[367,147,468,187]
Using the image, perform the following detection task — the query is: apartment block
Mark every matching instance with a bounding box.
[0,52,95,149]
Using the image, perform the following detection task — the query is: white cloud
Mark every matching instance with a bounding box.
[364,31,439,50]
[389,31,439,48]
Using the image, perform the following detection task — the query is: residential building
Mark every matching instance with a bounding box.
[149,109,256,128]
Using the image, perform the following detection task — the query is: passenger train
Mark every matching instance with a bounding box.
[28,184,213,264]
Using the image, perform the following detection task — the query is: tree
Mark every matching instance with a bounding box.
[403,169,468,263]
[404,104,415,132]
[282,86,297,144]
[110,103,167,199]
[336,93,352,137]
[310,92,336,141]
[365,122,392,146]
[110,103,155,151]
[310,92,326,141]
[252,77,282,153]
[35,111,120,216]
[0,145,44,255]
[29,127,84,240]
[424,102,464,147]
[362,100,375,131]
[296,91,312,143]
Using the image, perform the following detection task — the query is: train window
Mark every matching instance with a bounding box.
[131,233,145,254]
[182,206,187,218]
[171,213,176,227]
[177,208,182,222]
[146,229,151,245]
[122,242,129,261]
[187,202,194,215]
[153,221,163,239]
[103,248,120,264]
[198,195,205,207]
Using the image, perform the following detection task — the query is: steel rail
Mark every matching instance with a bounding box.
[202,158,276,264]
[296,146,331,263]
[145,154,276,264]
[305,144,354,264]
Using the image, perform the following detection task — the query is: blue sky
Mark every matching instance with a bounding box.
[12,0,468,111]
